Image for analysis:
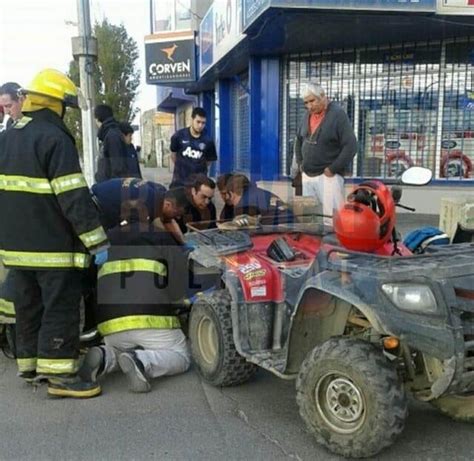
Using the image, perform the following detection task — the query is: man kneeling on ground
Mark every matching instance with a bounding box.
[79,199,190,393]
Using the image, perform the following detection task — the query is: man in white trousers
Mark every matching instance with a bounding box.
[79,197,190,393]
[294,83,357,225]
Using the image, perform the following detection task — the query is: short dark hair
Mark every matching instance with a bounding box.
[0,82,21,101]
[164,187,188,208]
[216,173,234,191]
[227,174,250,195]
[94,104,114,122]
[190,174,215,192]
[121,199,149,223]
[191,107,207,119]
[118,121,134,135]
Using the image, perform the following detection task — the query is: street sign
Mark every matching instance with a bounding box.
[145,34,196,84]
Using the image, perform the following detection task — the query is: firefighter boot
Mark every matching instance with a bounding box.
[118,351,151,393]
[47,375,101,398]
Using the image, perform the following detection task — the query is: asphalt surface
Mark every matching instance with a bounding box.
[0,168,465,460]
[0,354,473,461]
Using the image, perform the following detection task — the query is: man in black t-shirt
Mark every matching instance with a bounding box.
[170,107,217,188]
[176,174,217,234]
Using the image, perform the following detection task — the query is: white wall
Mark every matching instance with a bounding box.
[258,180,474,216]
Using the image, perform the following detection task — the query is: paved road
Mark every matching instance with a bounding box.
[0,168,452,460]
[0,354,472,461]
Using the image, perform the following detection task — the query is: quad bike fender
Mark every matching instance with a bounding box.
[296,271,385,332]
[283,271,386,375]
[220,273,255,359]
[294,271,457,361]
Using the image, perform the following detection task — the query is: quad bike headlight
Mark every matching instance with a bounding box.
[381,283,438,314]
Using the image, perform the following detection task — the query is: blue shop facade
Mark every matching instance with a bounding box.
[149,0,474,185]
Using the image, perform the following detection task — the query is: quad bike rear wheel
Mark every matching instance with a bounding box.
[296,337,408,458]
[431,394,474,423]
[189,290,257,386]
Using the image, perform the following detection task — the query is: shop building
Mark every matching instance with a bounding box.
[146,1,474,212]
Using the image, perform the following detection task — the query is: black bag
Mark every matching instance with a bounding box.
[267,237,296,262]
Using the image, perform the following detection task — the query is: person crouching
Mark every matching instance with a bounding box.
[79,199,190,393]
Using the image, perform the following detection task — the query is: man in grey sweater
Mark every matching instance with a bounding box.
[294,83,357,225]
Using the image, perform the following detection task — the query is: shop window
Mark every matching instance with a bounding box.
[358,44,441,179]
[153,0,192,32]
[442,40,474,180]
[154,0,174,32]
[176,0,192,30]
[281,41,474,180]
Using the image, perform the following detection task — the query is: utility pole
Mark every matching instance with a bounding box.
[72,0,98,185]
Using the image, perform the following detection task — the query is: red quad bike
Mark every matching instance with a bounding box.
[185,166,474,459]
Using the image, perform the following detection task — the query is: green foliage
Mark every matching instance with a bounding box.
[64,18,141,155]
[95,18,141,122]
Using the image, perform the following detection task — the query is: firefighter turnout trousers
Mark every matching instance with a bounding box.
[0,270,15,324]
[11,269,83,375]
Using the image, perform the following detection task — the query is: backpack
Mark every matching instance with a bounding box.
[403,226,450,254]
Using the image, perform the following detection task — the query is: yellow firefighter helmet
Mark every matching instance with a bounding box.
[21,69,79,108]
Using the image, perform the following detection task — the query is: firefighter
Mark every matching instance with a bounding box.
[79,198,190,393]
[0,69,109,398]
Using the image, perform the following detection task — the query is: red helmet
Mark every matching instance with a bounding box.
[334,181,396,252]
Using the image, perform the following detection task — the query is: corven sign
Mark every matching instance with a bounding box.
[145,35,196,84]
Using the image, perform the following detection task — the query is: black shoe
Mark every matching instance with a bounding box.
[118,351,151,393]
[18,370,37,383]
[47,375,101,399]
[79,346,105,383]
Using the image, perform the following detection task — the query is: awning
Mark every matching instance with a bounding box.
[156,88,196,113]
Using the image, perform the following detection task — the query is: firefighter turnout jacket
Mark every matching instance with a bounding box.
[96,222,188,336]
[0,109,108,269]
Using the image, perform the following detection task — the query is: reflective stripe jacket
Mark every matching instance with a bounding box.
[0,109,109,269]
[96,222,187,336]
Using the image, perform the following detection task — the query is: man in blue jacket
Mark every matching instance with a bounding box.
[226,174,294,226]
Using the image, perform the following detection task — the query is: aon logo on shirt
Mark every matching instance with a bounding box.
[182,146,204,159]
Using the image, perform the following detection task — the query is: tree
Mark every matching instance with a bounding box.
[64,18,141,154]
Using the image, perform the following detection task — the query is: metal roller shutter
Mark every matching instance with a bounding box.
[231,74,250,173]
[281,39,474,181]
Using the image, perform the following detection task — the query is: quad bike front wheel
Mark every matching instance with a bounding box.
[296,337,408,458]
[189,290,257,387]
[431,394,474,423]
